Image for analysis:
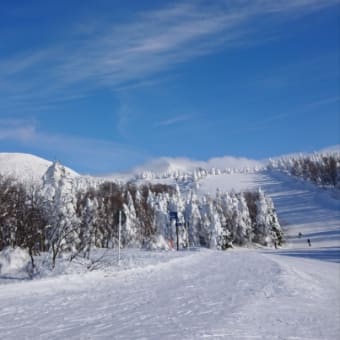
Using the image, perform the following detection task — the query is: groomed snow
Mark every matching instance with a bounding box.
[0,248,338,339]
[0,170,339,339]
[197,172,262,196]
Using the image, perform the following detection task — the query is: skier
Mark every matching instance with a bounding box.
[298,232,302,238]
[307,238,311,247]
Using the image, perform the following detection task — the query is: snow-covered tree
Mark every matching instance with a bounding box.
[76,188,99,259]
[230,193,252,246]
[42,161,80,267]
[253,189,283,247]
[184,191,202,247]
[123,191,139,247]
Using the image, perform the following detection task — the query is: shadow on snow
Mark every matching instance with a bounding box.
[266,247,340,263]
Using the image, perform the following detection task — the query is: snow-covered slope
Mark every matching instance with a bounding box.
[0,159,339,339]
[192,169,340,247]
[197,172,262,196]
[0,246,338,339]
[0,153,52,183]
[0,153,78,183]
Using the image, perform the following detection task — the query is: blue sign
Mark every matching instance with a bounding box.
[169,211,178,221]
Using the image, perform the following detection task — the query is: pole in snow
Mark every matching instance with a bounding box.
[169,211,179,251]
[118,210,121,266]
[176,221,179,251]
[186,222,189,250]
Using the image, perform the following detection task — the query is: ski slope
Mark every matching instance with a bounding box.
[0,171,339,339]
[198,170,340,249]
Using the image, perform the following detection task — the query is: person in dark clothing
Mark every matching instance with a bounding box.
[307,238,311,247]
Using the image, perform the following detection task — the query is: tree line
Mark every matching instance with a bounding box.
[0,161,283,270]
[269,154,339,188]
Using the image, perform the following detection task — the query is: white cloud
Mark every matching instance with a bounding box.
[318,144,340,154]
[131,155,263,174]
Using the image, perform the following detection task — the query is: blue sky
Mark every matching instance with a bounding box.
[0,0,339,174]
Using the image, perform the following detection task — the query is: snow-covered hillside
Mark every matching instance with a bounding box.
[0,153,78,183]
[0,151,339,339]
[0,169,339,339]
[0,153,52,183]
[0,158,284,259]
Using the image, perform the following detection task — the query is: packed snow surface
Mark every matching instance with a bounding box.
[0,170,339,339]
[197,172,262,195]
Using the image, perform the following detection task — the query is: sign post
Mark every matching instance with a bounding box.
[186,221,189,250]
[176,221,179,251]
[169,211,179,251]
[118,210,121,266]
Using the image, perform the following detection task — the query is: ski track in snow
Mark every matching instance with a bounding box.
[258,171,340,250]
[0,171,339,339]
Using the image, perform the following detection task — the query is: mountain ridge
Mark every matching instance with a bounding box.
[1,145,339,181]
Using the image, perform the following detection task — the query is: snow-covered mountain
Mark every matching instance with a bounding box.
[0,152,267,196]
[1,147,338,186]
[1,150,339,205]
[0,153,78,183]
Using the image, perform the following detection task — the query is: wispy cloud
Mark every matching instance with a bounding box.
[0,0,337,111]
[0,119,147,173]
[116,103,135,138]
[229,95,340,135]
[0,118,37,141]
[156,115,192,127]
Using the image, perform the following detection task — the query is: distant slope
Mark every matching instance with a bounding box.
[0,153,78,183]
[260,170,340,249]
[196,167,340,247]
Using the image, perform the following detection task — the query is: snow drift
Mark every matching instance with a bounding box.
[0,247,31,276]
